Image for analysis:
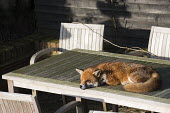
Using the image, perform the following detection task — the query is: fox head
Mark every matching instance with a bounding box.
[76,68,106,90]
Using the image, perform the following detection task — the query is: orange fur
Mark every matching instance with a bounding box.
[76,62,161,92]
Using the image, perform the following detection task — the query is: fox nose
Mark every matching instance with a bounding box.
[80,85,85,90]
[80,85,82,89]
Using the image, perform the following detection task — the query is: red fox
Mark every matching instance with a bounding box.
[76,62,161,92]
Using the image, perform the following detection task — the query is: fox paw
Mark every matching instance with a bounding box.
[99,74,107,85]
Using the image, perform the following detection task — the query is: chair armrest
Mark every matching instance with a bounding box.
[30,47,62,65]
[54,101,83,113]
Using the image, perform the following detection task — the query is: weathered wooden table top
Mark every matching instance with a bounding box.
[3,49,170,112]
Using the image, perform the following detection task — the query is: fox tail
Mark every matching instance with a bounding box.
[123,72,161,92]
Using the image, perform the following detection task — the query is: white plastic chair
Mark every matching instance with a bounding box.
[0,91,41,113]
[148,26,170,60]
[30,23,104,65]
[0,91,118,113]
[127,26,170,60]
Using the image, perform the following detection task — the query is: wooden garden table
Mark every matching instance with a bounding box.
[2,49,170,113]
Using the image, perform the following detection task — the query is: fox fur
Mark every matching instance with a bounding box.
[76,62,161,92]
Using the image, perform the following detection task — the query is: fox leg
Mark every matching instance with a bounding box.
[106,77,120,86]
[106,80,120,85]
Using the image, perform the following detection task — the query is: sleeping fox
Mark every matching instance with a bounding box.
[76,62,161,92]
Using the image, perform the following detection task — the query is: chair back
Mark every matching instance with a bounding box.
[59,23,104,52]
[148,26,170,60]
[0,92,41,113]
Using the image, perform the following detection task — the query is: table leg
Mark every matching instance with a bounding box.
[32,90,37,96]
[102,102,107,111]
[76,97,86,113]
[76,97,82,102]
[62,95,67,105]
[7,80,14,93]
[102,103,118,112]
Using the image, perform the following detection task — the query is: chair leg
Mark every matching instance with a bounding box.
[76,105,84,113]
[76,97,87,113]
[55,101,83,113]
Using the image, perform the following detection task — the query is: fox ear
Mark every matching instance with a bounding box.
[76,69,84,75]
[93,69,102,77]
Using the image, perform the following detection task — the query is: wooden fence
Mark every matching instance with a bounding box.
[35,0,170,48]
[0,0,35,42]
